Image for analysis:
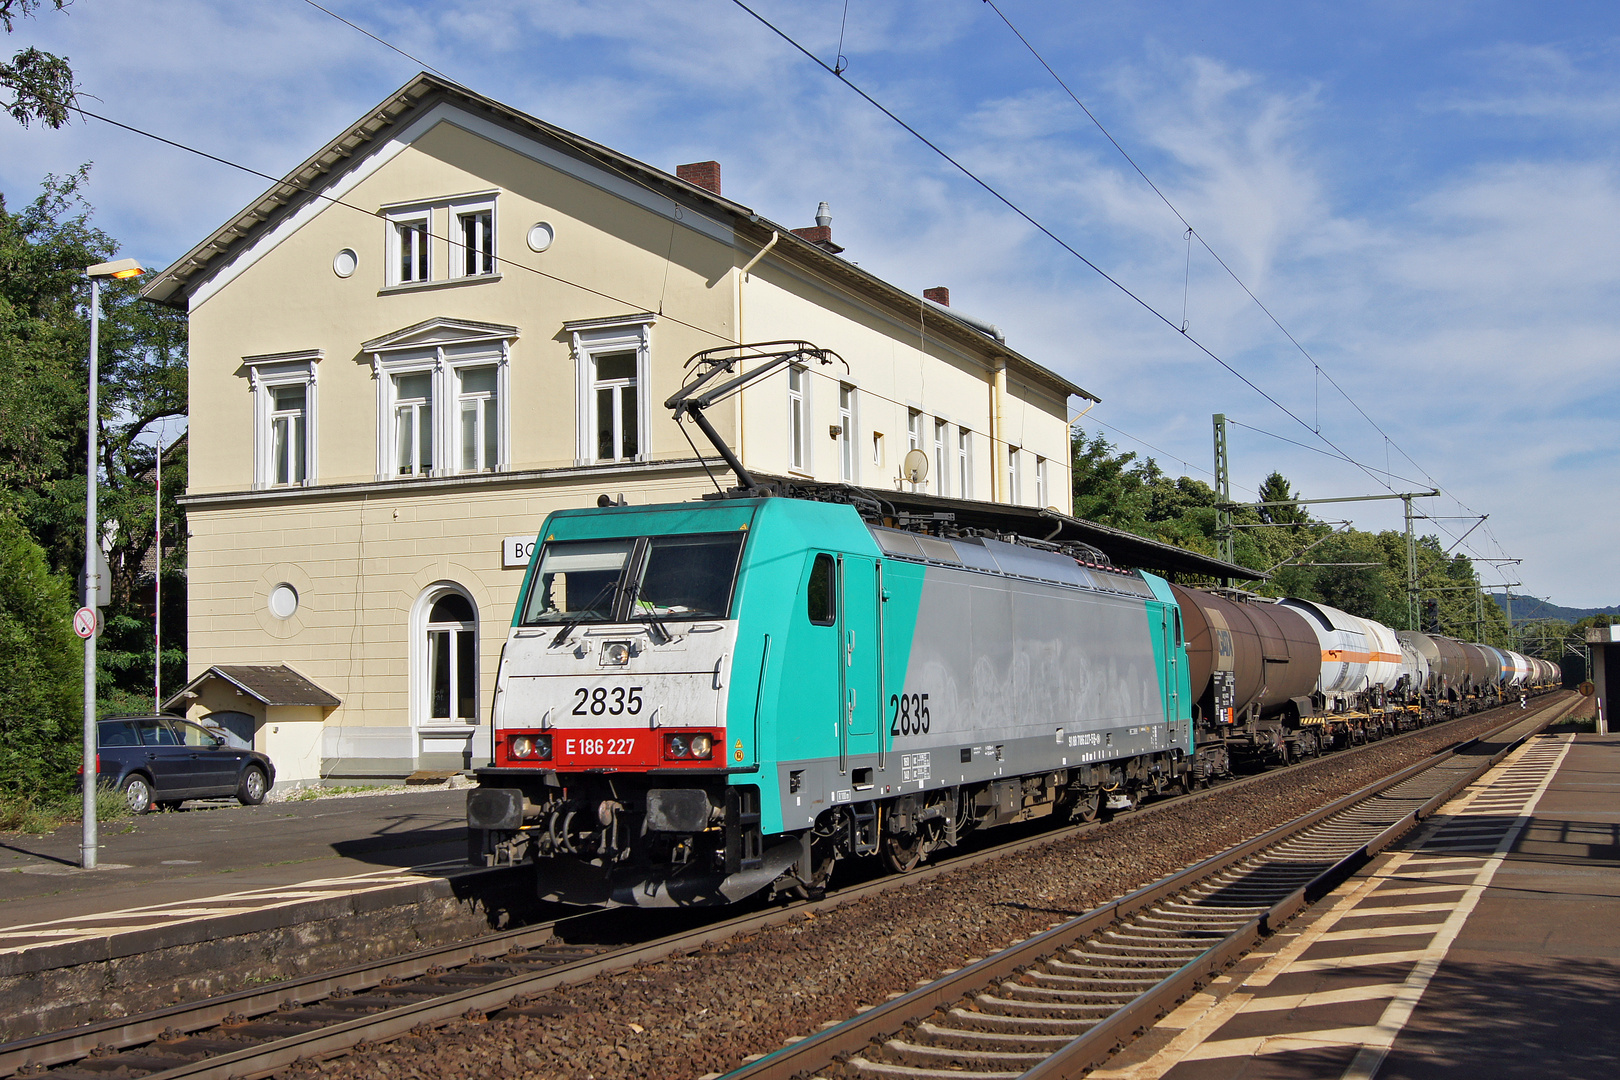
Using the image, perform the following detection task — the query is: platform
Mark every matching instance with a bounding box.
[0,789,543,1035]
[1095,729,1620,1079]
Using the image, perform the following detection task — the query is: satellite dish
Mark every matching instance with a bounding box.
[902,448,930,485]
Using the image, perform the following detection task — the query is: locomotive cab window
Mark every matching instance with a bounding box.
[519,532,746,626]
[522,540,631,625]
[638,533,745,619]
[807,553,836,626]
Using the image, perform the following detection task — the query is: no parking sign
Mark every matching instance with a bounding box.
[72,606,98,639]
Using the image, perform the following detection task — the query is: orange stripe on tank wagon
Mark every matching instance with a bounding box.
[1321,649,1374,664]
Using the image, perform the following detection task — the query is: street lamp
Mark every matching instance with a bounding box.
[81,257,144,870]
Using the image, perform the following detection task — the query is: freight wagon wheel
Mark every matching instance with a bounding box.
[1069,789,1102,823]
[881,830,924,874]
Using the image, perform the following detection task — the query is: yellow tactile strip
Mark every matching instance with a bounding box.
[1092,732,1575,1080]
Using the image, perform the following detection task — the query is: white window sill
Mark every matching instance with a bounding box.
[379,273,502,296]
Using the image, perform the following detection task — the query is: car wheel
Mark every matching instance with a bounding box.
[237,766,268,806]
[121,775,154,814]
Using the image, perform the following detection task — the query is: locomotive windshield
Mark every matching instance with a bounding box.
[519,531,746,626]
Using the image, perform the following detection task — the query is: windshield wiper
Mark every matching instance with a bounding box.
[549,580,621,648]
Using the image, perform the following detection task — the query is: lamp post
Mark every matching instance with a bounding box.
[82,257,144,870]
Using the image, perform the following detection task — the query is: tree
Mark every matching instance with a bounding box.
[0,510,79,797]
[0,170,189,720]
[1,1,76,128]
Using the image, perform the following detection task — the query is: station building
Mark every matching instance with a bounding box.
[144,73,1087,786]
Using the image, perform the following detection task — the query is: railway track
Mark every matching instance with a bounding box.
[0,697,1563,1080]
[718,693,1578,1080]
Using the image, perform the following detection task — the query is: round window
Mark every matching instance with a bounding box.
[526,222,554,253]
[268,583,299,619]
[333,248,358,278]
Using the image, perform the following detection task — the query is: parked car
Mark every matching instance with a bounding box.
[89,715,276,813]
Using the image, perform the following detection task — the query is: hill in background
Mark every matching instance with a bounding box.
[1493,593,1620,624]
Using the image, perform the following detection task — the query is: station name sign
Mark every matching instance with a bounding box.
[502,535,538,570]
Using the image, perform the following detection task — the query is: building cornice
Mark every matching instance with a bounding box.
[178,457,728,511]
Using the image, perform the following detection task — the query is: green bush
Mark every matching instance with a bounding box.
[0,510,80,798]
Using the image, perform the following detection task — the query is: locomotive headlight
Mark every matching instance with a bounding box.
[690,733,713,759]
[664,734,690,760]
[602,641,632,666]
[508,734,553,761]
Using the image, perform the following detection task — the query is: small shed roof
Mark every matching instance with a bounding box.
[163,665,341,712]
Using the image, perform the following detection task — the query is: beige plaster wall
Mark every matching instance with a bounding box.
[735,262,1072,502]
[261,705,326,788]
[186,115,739,495]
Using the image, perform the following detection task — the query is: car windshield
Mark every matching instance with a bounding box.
[518,532,746,626]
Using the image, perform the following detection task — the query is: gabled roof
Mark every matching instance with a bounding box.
[141,72,1090,402]
[361,317,520,353]
[162,664,341,711]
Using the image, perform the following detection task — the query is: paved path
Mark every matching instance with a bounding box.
[0,789,470,932]
[1095,730,1620,1080]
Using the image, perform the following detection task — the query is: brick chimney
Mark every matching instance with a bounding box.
[791,201,845,254]
[923,286,950,307]
[676,160,721,195]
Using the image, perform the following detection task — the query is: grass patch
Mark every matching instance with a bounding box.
[0,787,132,834]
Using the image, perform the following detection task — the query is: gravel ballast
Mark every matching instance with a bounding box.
[274,708,1544,1080]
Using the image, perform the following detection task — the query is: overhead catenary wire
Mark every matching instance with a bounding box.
[979,0,1507,566]
[723,1,1476,529]
[300,0,1511,571]
[980,1,1442,491]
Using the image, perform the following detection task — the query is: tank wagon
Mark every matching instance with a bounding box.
[464,341,1559,907]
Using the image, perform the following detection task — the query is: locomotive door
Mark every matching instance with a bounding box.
[838,554,882,775]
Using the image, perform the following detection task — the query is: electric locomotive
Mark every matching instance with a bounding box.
[467,493,1194,906]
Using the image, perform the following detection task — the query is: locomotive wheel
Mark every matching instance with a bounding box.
[881,831,924,874]
[1071,789,1102,823]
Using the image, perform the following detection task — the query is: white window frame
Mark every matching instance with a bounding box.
[386,205,433,286]
[907,409,922,454]
[958,429,973,499]
[933,419,949,497]
[788,364,811,474]
[450,195,497,279]
[1035,455,1048,509]
[455,363,501,473]
[410,583,480,734]
[370,338,512,480]
[872,431,884,469]
[1008,447,1022,504]
[246,351,320,490]
[382,191,502,288]
[838,383,856,483]
[390,365,436,477]
[570,317,654,466]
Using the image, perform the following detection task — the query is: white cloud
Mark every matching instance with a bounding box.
[5,1,1620,604]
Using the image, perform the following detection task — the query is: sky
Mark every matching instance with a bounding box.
[3,0,1617,609]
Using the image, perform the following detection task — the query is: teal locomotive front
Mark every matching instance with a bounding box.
[467,495,1194,907]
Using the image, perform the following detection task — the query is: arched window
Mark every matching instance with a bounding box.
[426,591,477,724]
